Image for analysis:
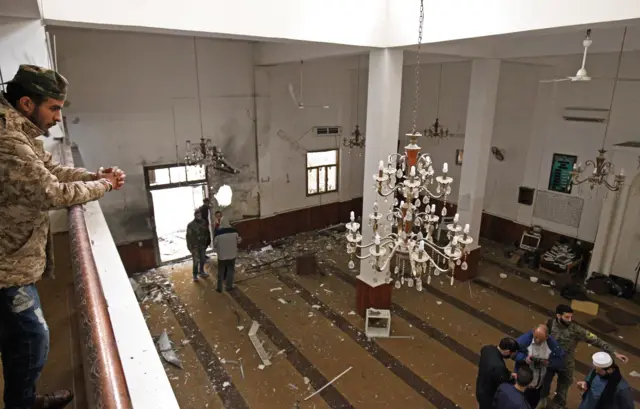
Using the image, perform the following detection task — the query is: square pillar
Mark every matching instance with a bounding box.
[356,49,404,313]
[457,59,501,277]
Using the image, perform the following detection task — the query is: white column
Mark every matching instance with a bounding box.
[588,192,619,276]
[357,49,404,287]
[601,185,631,275]
[457,59,501,246]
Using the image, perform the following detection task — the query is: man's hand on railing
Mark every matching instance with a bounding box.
[97,167,126,190]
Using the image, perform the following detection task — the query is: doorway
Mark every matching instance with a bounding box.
[145,164,208,263]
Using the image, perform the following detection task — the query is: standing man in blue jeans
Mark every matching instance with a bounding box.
[0,65,125,408]
[213,217,241,292]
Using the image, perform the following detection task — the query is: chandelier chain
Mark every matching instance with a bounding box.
[602,26,627,150]
[411,0,425,134]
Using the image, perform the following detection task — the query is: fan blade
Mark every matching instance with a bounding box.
[288,83,300,107]
[540,78,570,83]
[587,76,640,82]
[302,104,330,109]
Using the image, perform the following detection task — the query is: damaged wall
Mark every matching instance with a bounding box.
[51,27,260,243]
[254,57,366,217]
[50,27,366,244]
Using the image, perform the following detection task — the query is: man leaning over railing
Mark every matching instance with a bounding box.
[0,65,126,409]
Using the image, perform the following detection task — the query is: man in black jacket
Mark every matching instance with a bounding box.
[477,337,519,409]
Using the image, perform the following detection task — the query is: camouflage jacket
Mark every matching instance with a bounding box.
[547,318,614,358]
[186,219,211,252]
[0,96,108,288]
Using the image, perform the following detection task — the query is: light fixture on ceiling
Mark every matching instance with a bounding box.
[571,28,627,192]
[424,63,450,140]
[343,55,366,149]
[344,0,472,290]
[185,37,239,174]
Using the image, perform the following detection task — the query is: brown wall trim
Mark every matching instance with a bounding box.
[429,199,594,249]
[117,198,363,275]
[116,196,591,275]
[68,206,133,408]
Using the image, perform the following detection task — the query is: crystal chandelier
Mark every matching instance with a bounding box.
[343,125,365,149]
[571,149,624,191]
[345,133,473,290]
[424,117,450,139]
[184,36,238,174]
[424,64,450,140]
[344,0,473,290]
[185,138,239,174]
[570,27,627,192]
[343,56,366,149]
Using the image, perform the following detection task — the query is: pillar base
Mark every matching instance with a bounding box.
[455,246,483,282]
[355,278,392,318]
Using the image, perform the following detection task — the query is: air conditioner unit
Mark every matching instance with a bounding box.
[313,126,342,136]
[562,107,609,123]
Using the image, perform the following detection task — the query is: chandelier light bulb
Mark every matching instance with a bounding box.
[443,163,448,173]
[454,213,459,223]
[620,168,624,176]
[379,160,384,171]
[464,224,470,234]
[350,211,355,221]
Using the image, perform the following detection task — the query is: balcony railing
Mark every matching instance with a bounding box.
[50,138,179,409]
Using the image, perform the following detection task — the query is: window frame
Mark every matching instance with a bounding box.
[144,163,207,191]
[305,149,339,196]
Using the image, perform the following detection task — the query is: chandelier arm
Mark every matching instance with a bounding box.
[353,239,397,261]
[417,185,446,199]
[423,256,452,273]
[377,185,402,197]
[417,239,454,260]
[602,178,621,191]
[352,234,398,252]
[572,174,591,185]
[375,243,401,272]
[387,153,404,163]
[600,161,614,176]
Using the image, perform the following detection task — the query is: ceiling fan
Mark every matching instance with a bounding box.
[541,28,640,83]
[288,61,330,109]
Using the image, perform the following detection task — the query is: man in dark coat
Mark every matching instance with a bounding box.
[493,366,534,409]
[186,210,211,281]
[476,337,519,409]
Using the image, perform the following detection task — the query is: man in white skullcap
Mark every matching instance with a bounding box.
[576,352,633,409]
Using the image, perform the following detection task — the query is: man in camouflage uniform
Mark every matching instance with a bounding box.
[0,65,124,409]
[540,304,629,409]
[186,210,211,281]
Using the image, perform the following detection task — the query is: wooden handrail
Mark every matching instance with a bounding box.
[68,206,133,409]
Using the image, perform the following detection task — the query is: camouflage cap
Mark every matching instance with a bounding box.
[8,65,68,101]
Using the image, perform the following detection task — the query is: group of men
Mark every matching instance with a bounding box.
[477,304,633,409]
[186,198,241,293]
[1,65,127,408]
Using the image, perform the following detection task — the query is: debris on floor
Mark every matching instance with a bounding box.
[304,366,353,401]
[156,329,183,369]
[248,321,272,367]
